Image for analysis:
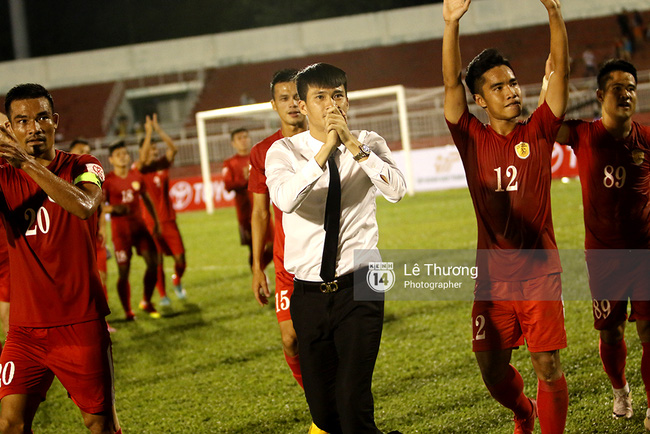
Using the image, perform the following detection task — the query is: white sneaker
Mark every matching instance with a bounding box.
[645,408,650,431]
[159,296,171,307]
[612,383,633,419]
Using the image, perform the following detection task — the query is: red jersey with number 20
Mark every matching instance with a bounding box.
[567,119,650,249]
[447,102,563,281]
[0,150,110,327]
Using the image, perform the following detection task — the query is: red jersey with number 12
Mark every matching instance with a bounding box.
[447,102,563,281]
[0,150,110,327]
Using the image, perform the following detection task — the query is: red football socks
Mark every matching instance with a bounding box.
[537,374,568,434]
[156,264,167,297]
[117,279,131,314]
[485,364,533,420]
[642,342,650,406]
[599,338,627,389]
[174,263,186,284]
[284,351,303,389]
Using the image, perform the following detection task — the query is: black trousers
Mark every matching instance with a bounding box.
[290,276,384,434]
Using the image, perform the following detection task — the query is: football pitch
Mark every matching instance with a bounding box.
[32,179,647,433]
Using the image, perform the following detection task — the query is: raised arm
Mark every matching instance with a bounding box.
[153,114,178,163]
[442,0,471,124]
[135,115,153,171]
[540,0,569,117]
[0,125,101,219]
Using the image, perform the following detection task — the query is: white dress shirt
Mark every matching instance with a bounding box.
[266,130,406,281]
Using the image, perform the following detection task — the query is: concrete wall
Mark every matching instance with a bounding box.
[0,0,648,92]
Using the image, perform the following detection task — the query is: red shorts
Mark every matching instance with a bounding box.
[150,220,185,257]
[586,249,650,329]
[0,319,115,414]
[275,267,295,323]
[96,238,107,273]
[111,219,156,265]
[472,274,567,352]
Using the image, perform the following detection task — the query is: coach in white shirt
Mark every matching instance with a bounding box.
[266,63,406,434]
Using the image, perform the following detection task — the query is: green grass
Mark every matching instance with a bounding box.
[30,178,648,433]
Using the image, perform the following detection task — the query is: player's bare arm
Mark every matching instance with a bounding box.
[0,124,101,219]
[442,0,471,124]
[251,192,271,306]
[153,114,178,163]
[135,115,154,171]
[540,0,569,117]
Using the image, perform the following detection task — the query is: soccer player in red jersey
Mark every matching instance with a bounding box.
[69,138,116,333]
[103,141,161,320]
[443,0,569,432]
[224,128,273,268]
[0,112,9,339]
[0,83,120,433]
[136,114,187,304]
[555,59,650,429]
[249,69,318,429]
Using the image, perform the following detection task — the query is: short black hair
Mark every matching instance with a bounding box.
[296,63,347,101]
[230,128,248,140]
[270,69,299,100]
[5,83,55,118]
[465,49,515,95]
[69,138,90,152]
[597,59,637,90]
[108,140,127,156]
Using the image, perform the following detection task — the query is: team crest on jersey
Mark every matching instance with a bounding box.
[131,181,141,191]
[86,163,105,182]
[632,149,645,166]
[514,142,530,160]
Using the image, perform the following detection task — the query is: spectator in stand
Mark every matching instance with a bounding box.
[582,47,597,77]
[134,114,187,304]
[223,128,272,268]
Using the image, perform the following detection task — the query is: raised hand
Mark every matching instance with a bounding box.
[539,0,561,11]
[0,124,30,168]
[443,0,471,23]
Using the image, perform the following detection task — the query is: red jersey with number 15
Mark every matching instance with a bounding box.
[447,102,563,281]
[103,168,148,224]
[566,119,650,249]
[0,150,110,327]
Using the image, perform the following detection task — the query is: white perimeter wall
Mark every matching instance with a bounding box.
[0,0,648,91]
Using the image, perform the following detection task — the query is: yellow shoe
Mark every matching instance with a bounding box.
[138,300,161,319]
[308,422,328,434]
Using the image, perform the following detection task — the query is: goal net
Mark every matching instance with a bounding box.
[195,85,415,214]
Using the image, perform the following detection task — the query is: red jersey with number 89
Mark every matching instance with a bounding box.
[446,102,563,281]
[0,150,110,327]
[567,119,650,249]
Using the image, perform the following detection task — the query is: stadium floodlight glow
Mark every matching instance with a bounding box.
[196,84,414,214]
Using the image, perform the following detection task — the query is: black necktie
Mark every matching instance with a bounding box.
[320,153,341,282]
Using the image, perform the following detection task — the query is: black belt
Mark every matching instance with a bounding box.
[294,269,358,294]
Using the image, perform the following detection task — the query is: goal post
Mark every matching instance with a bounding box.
[195,84,415,214]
